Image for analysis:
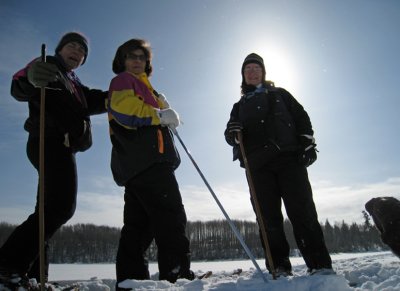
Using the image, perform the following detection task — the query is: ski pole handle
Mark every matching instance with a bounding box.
[41,43,46,62]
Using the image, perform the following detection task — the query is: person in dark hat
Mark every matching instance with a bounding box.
[0,31,108,289]
[108,39,194,289]
[224,53,334,277]
[55,32,89,65]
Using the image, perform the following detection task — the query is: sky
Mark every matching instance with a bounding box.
[0,0,399,228]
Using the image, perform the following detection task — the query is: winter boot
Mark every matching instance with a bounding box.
[176,253,195,281]
[159,253,195,283]
[0,272,40,290]
[115,281,133,291]
[267,257,293,277]
[274,266,293,277]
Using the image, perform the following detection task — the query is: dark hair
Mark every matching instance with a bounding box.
[112,39,153,75]
[55,32,89,65]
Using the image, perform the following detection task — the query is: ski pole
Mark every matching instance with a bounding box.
[237,131,277,279]
[39,43,46,291]
[172,129,269,283]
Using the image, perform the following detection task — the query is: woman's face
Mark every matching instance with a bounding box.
[124,49,147,75]
[243,63,263,86]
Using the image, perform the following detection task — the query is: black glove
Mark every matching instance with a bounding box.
[226,121,243,144]
[67,120,93,153]
[227,121,243,134]
[27,61,58,88]
[298,135,317,167]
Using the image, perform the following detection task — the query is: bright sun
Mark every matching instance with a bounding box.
[248,44,298,91]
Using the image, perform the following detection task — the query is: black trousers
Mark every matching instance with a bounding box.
[249,156,332,271]
[0,135,77,281]
[116,163,191,284]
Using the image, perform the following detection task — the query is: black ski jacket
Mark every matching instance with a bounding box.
[109,123,181,187]
[225,83,314,165]
[11,55,107,152]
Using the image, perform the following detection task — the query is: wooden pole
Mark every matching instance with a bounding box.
[237,131,277,279]
[39,43,46,291]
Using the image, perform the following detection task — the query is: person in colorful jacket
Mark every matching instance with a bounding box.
[224,53,333,277]
[108,39,194,288]
[0,32,107,288]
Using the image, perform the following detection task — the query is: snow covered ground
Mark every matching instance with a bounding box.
[44,251,400,290]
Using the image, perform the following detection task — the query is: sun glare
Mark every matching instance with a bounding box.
[248,45,298,91]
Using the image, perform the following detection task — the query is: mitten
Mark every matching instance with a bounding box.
[27,61,58,88]
[225,121,243,144]
[227,121,243,133]
[157,108,180,129]
[298,135,317,167]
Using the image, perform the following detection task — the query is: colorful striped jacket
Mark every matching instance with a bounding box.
[108,72,180,186]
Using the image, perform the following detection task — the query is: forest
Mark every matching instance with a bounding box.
[0,211,387,263]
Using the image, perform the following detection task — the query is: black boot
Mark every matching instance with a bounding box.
[159,253,194,283]
[177,253,195,280]
[0,272,39,290]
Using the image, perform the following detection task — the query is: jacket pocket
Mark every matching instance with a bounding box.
[246,141,280,170]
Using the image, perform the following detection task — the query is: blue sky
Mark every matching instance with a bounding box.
[0,0,399,227]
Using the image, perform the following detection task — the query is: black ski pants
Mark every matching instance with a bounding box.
[249,156,332,271]
[0,135,77,281]
[116,163,191,285]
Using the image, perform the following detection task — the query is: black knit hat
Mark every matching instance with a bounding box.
[240,53,268,94]
[241,53,266,77]
[112,39,153,75]
[55,32,89,65]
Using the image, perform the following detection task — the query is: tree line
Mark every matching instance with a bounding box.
[0,211,387,263]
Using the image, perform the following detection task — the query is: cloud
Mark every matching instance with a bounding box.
[180,184,256,222]
[182,177,400,225]
[0,207,32,225]
[62,176,400,227]
[68,190,124,227]
[312,177,400,224]
[2,176,399,229]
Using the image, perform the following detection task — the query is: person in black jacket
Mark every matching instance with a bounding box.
[0,32,108,287]
[225,53,333,277]
[108,39,193,289]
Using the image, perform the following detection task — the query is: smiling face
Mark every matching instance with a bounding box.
[124,49,147,75]
[243,63,263,86]
[58,42,86,71]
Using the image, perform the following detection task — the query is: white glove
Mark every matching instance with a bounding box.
[157,108,180,129]
[158,93,170,109]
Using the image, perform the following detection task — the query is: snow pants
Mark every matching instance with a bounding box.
[0,135,77,281]
[116,163,191,285]
[249,155,332,272]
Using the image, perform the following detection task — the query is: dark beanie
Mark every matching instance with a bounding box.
[241,53,265,77]
[55,32,89,65]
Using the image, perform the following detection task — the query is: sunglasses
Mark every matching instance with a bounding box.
[126,53,147,62]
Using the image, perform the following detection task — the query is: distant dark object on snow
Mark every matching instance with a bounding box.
[365,196,400,258]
